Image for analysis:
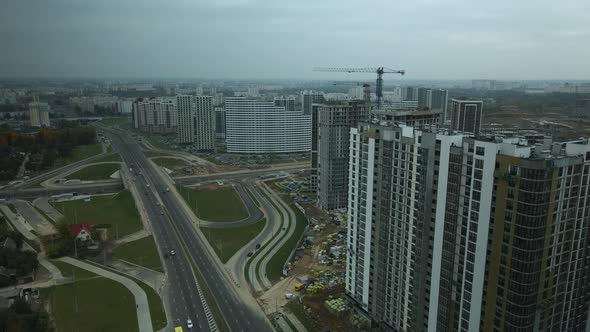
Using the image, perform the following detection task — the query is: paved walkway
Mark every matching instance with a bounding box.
[0,204,36,240]
[58,257,153,332]
[284,311,308,332]
[12,200,57,236]
[120,164,152,234]
[113,229,150,246]
[109,259,165,293]
[32,197,64,222]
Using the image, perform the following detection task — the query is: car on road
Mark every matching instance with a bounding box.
[170,250,176,256]
[247,252,253,257]
[186,319,193,329]
[255,243,261,249]
[160,211,164,215]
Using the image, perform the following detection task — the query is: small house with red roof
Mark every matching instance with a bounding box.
[69,224,91,241]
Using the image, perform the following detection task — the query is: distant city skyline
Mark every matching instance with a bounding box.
[1,0,589,80]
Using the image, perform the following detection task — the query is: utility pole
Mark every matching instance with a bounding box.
[74,270,79,314]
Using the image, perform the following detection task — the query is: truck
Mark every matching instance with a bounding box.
[294,283,305,291]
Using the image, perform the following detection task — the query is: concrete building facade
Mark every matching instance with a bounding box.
[29,98,50,127]
[214,106,226,139]
[274,96,296,112]
[224,97,311,154]
[132,98,177,133]
[347,123,590,331]
[312,100,369,210]
[176,95,215,150]
[302,90,324,115]
[449,98,484,135]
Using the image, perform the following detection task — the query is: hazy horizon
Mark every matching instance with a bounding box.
[1,0,589,80]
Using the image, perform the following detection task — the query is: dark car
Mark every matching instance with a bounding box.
[247,252,253,257]
[255,244,261,249]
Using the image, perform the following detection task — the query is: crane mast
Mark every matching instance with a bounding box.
[314,66,405,108]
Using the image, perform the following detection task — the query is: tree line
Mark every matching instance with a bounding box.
[0,126,96,181]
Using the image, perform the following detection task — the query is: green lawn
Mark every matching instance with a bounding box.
[266,199,308,282]
[138,277,167,331]
[93,153,122,163]
[66,163,121,181]
[201,219,266,263]
[42,261,139,332]
[112,235,163,272]
[152,157,190,170]
[56,144,104,166]
[179,186,249,222]
[52,190,142,238]
[286,302,320,332]
[84,261,167,331]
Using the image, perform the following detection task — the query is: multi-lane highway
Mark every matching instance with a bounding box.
[108,128,273,332]
[117,146,214,331]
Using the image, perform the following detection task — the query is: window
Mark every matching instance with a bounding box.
[476,146,485,156]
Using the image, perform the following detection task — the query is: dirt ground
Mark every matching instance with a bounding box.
[484,107,590,139]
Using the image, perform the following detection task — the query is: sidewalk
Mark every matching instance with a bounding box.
[113,229,150,246]
[32,197,64,223]
[58,257,154,332]
[12,200,57,236]
[0,204,36,240]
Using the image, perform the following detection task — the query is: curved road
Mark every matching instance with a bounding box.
[194,182,264,229]
[256,182,297,290]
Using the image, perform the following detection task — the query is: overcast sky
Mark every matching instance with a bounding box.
[1,0,589,80]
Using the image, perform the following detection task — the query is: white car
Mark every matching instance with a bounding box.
[187,319,193,329]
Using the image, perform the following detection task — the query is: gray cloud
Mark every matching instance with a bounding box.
[0,0,589,79]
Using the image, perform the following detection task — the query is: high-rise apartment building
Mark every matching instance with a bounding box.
[116,99,133,114]
[371,108,441,128]
[449,98,484,135]
[214,107,225,139]
[402,86,418,101]
[417,87,432,110]
[132,98,177,133]
[176,95,215,150]
[347,122,590,331]
[29,98,50,127]
[312,100,369,210]
[302,90,324,115]
[417,88,449,116]
[431,89,449,120]
[177,95,194,144]
[274,96,296,112]
[224,97,311,153]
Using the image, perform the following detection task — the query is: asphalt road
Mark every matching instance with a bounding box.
[111,135,213,332]
[0,182,124,200]
[108,129,273,332]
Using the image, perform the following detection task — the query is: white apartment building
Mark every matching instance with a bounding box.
[29,98,50,127]
[347,122,590,331]
[225,97,311,153]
